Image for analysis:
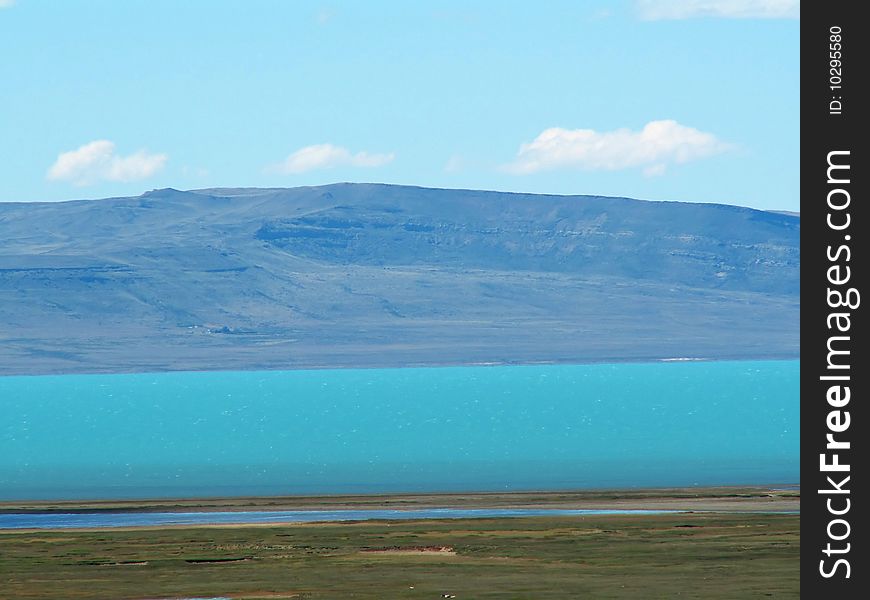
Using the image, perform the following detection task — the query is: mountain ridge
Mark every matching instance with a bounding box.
[0,183,799,375]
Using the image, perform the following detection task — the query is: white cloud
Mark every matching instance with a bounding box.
[503,120,729,176]
[47,140,167,186]
[270,143,394,174]
[636,0,799,20]
[0,0,15,8]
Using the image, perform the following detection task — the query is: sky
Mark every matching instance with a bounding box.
[0,0,800,210]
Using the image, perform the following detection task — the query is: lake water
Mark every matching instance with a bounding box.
[0,361,798,501]
[0,508,678,529]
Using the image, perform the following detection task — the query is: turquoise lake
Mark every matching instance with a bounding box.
[0,361,799,500]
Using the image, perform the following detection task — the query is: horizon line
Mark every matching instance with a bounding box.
[0,181,800,215]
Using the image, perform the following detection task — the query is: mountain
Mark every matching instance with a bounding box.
[0,183,799,375]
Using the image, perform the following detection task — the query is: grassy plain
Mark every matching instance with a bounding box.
[1,488,799,599]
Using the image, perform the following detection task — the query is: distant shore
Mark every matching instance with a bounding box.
[1,353,801,378]
[0,485,799,518]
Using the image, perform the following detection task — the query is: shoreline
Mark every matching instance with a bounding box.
[0,354,800,379]
[0,485,800,518]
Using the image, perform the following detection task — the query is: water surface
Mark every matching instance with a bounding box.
[0,361,799,500]
[0,508,677,529]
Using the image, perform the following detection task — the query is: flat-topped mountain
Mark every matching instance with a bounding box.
[0,184,799,375]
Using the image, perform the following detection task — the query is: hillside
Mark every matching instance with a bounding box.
[0,184,799,375]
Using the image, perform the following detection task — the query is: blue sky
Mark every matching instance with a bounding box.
[0,0,799,210]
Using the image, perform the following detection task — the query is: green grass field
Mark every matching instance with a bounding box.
[1,513,798,599]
